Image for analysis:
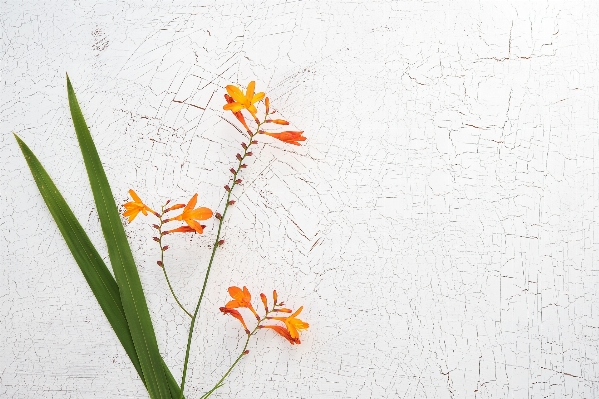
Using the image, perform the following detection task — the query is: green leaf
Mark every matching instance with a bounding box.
[14,135,183,398]
[65,75,172,399]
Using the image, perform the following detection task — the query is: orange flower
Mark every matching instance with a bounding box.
[123,189,155,222]
[220,307,250,334]
[226,286,260,320]
[222,81,265,117]
[260,130,306,146]
[271,306,309,340]
[224,94,250,132]
[170,193,212,234]
[261,324,301,345]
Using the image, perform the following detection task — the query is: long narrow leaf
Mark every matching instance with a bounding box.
[14,135,183,397]
[66,76,172,399]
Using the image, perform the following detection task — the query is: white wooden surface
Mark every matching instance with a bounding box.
[2,1,599,398]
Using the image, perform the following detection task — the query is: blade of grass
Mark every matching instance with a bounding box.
[66,75,171,399]
[14,134,183,398]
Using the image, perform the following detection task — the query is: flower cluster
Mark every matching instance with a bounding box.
[122,190,212,234]
[220,286,309,345]
[223,81,306,146]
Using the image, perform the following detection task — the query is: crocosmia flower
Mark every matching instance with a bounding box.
[271,306,309,340]
[123,189,155,222]
[261,324,301,345]
[260,130,306,146]
[226,286,260,320]
[223,81,265,117]
[171,193,212,234]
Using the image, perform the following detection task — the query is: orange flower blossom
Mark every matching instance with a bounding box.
[269,306,309,340]
[222,81,265,117]
[261,324,301,345]
[123,189,155,222]
[226,286,260,320]
[260,130,306,146]
[220,307,250,334]
[170,193,212,234]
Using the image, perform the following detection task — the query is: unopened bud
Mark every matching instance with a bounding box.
[157,260,163,267]
[241,142,247,149]
[246,152,253,156]
[236,153,242,161]
[218,239,225,246]
[152,224,160,229]
[224,185,231,192]
[251,140,258,144]
[153,237,160,242]
[165,199,171,205]
[152,211,161,218]
[215,213,222,220]
[230,168,236,174]
[243,350,250,355]
[244,330,250,336]
[240,164,247,168]
[228,200,236,205]
[235,179,242,184]
[162,246,169,251]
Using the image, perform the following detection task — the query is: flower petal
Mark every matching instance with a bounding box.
[226,85,246,103]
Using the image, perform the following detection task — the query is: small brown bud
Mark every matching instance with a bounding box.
[224,185,231,192]
[240,164,247,168]
[152,211,161,218]
[251,140,258,144]
[236,153,242,161]
[244,330,250,336]
[165,199,171,205]
[229,168,236,174]
[157,260,163,267]
[162,246,169,251]
[228,200,236,205]
[246,152,253,156]
[241,142,247,149]
[235,179,242,184]
[218,239,225,246]
[153,237,160,242]
[152,224,160,229]
[243,350,250,355]
[215,213,222,220]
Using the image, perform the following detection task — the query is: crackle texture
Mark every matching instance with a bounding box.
[2,1,599,398]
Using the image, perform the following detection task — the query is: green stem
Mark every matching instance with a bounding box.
[179,118,266,398]
[157,204,193,318]
[200,309,274,399]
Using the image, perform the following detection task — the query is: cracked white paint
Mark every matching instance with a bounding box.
[2,1,599,398]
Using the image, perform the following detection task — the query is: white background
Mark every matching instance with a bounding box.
[2,1,599,398]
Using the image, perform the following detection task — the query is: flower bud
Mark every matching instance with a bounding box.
[157,260,163,267]
[218,239,225,246]
[228,200,236,205]
[230,168,236,174]
[236,153,242,161]
[162,246,169,251]
[152,224,160,229]
[251,140,258,145]
[215,213,222,220]
[240,164,247,168]
[224,185,231,192]
[243,350,250,355]
[241,142,247,149]
[246,152,253,156]
[153,237,160,242]
[235,179,242,184]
